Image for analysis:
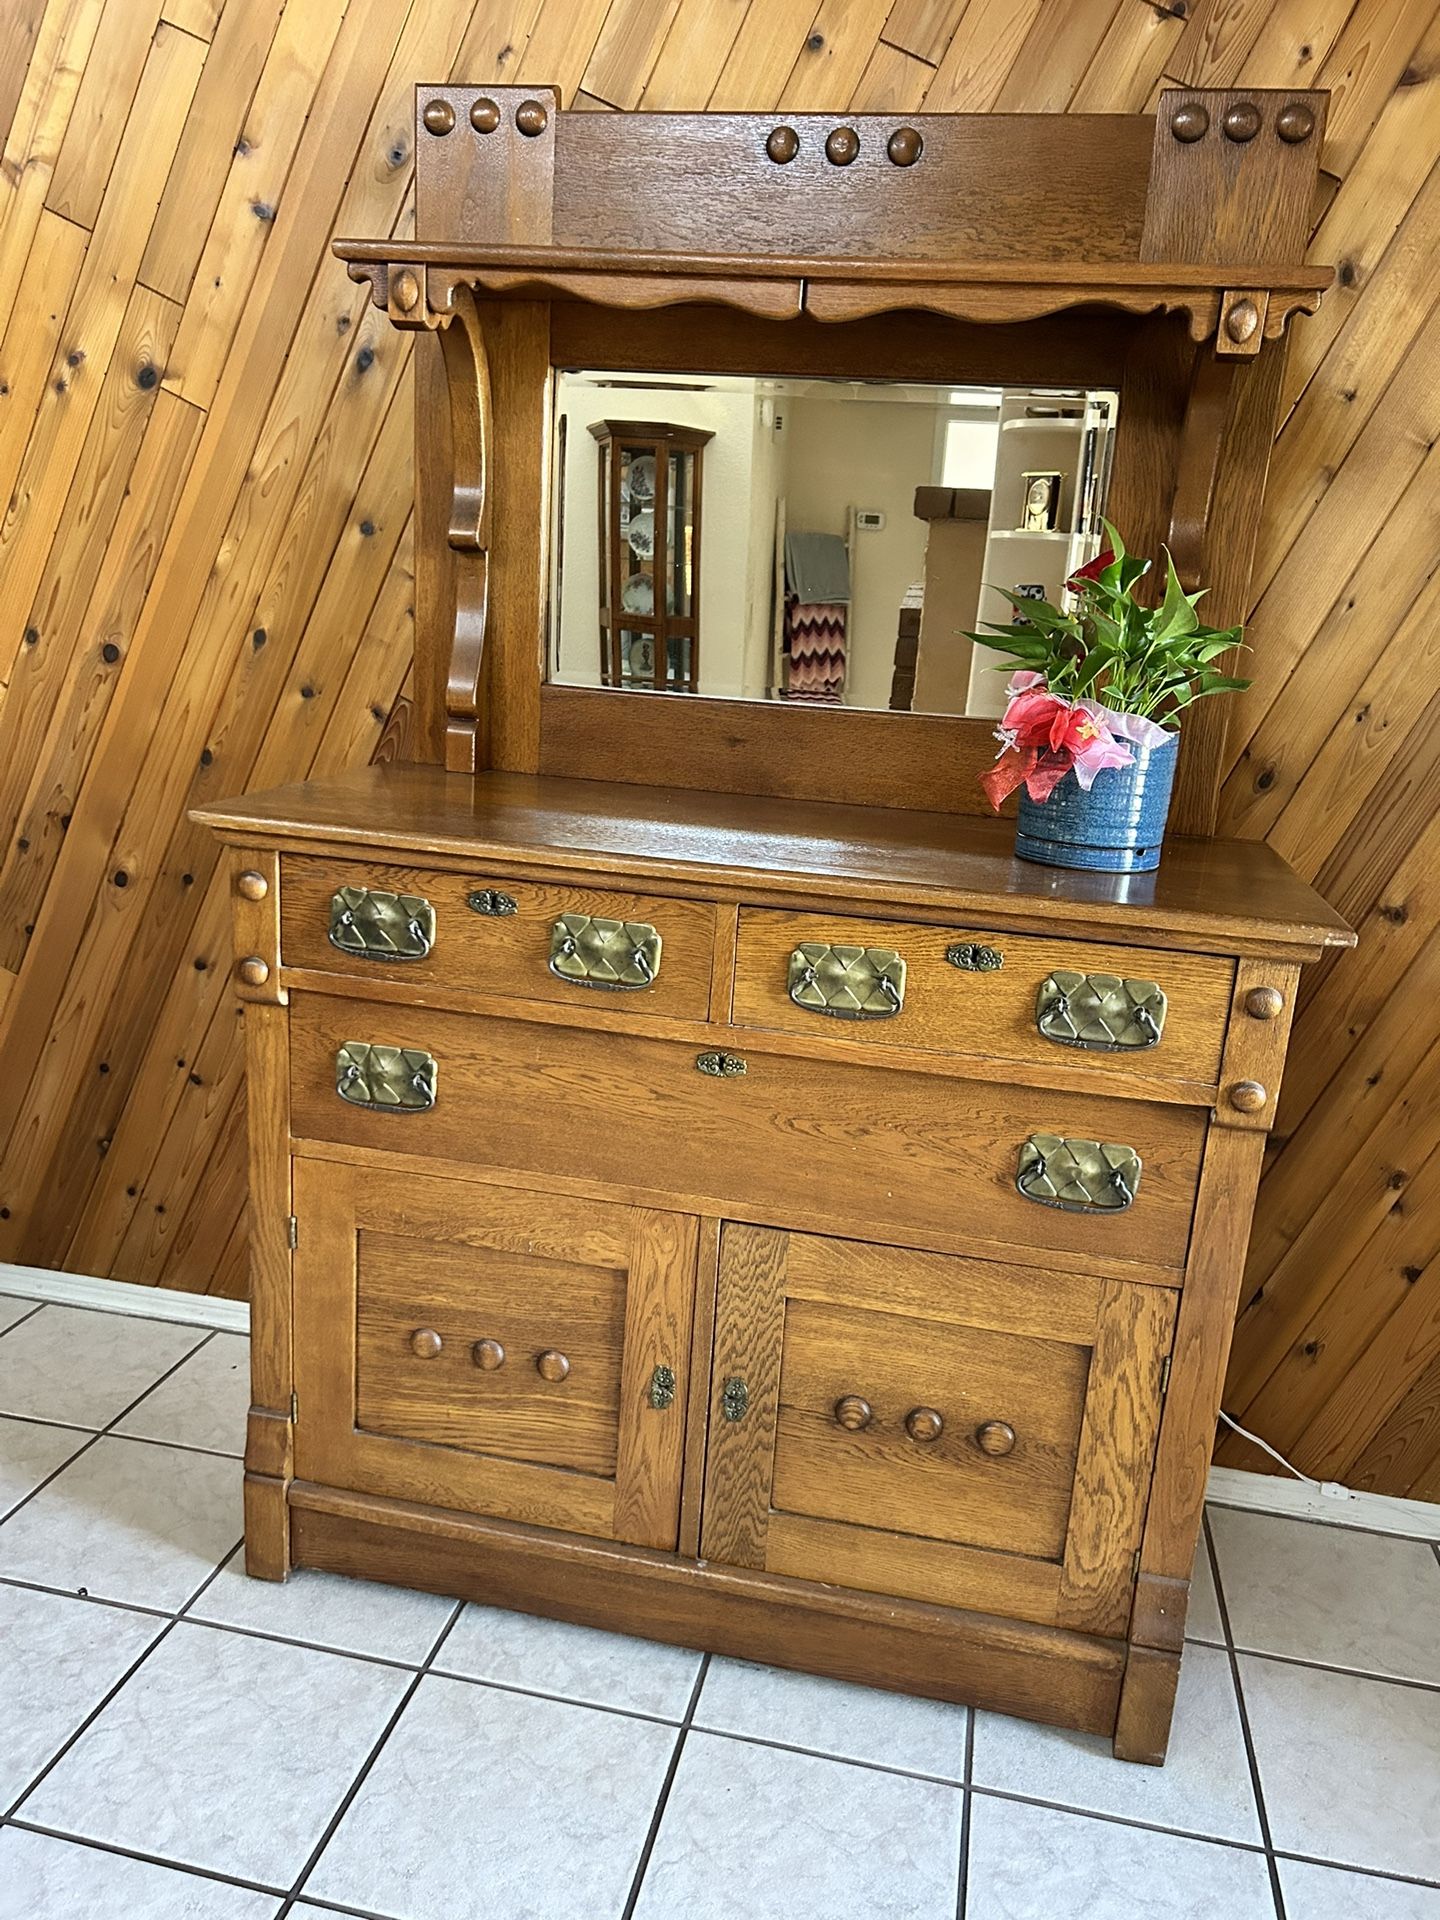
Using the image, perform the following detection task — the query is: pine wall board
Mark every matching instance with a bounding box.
[0,0,1435,1498]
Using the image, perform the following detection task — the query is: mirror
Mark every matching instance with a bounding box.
[549,371,1117,719]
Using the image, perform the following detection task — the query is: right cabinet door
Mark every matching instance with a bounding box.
[701,1226,1177,1637]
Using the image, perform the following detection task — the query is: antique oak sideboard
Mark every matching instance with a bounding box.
[196,88,1353,1763]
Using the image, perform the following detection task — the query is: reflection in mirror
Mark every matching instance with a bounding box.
[549,372,1117,720]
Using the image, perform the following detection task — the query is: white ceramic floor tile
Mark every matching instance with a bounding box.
[973,1643,1260,1844]
[306,1673,675,1920]
[436,1600,701,1718]
[0,1416,90,1519]
[19,1619,409,1886]
[0,1435,242,1609]
[0,1307,206,1429]
[1188,1526,1225,1642]
[0,1827,282,1919]
[115,1334,249,1456]
[1278,1858,1440,1919]
[696,1655,969,1778]
[190,1547,457,1663]
[1240,1654,1440,1880]
[1211,1508,1440,1683]
[631,1729,962,1920]
[0,1296,40,1336]
[0,1583,163,1807]
[965,1795,1276,1920]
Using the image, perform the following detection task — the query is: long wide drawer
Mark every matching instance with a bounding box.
[280,856,716,1020]
[289,996,1207,1274]
[732,907,1233,1090]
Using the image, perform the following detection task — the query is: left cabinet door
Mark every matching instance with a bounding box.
[291,1160,697,1551]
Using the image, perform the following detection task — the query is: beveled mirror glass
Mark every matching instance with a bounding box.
[549,370,1118,719]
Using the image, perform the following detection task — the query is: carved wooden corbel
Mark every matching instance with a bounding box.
[1166,351,1239,590]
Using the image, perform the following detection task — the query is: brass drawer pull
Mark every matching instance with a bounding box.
[1017,1133,1141,1213]
[1036,971,1167,1051]
[788,943,906,1020]
[696,1050,747,1077]
[834,1395,873,1431]
[468,888,518,917]
[721,1376,749,1422]
[946,940,1002,972]
[329,886,435,961]
[335,1042,437,1112]
[550,913,661,989]
[976,1420,1016,1457]
[905,1406,944,1443]
[649,1364,676,1410]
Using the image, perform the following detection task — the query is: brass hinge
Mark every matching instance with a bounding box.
[286,1215,298,1250]
[290,1390,299,1423]
[1159,1355,1172,1395]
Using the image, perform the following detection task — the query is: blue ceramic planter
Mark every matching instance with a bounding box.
[1015,734,1180,873]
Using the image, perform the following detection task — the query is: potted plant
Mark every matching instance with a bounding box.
[963,522,1248,872]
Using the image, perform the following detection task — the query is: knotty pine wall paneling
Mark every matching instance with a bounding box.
[0,0,1436,1501]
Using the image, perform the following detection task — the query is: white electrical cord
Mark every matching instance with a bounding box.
[1218,1409,1357,1503]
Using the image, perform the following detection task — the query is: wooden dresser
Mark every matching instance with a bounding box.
[196,84,1353,1761]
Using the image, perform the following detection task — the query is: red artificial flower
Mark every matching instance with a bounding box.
[1066,547,1115,589]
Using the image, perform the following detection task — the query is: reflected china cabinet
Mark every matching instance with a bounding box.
[195,85,1353,1764]
[591,418,710,692]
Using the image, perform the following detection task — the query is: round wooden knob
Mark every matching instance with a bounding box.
[834,1395,873,1431]
[421,99,455,135]
[905,1406,943,1443]
[236,955,269,987]
[235,869,268,901]
[1228,1079,1268,1113]
[410,1327,443,1359]
[825,126,860,166]
[1276,102,1315,144]
[1169,102,1209,142]
[515,99,549,137]
[536,1348,570,1382]
[976,1420,1017,1457]
[1224,297,1260,345]
[886,126,922,167]
[391,268,420,313]
[473,1338,505,1371]
[1245,985,1284,1022]
[766,125,799,164]
[470,97,500,134]
[1222,101,1262,142]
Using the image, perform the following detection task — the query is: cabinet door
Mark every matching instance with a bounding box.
[701,1226,1176,1636]
[292,1161,696,1550]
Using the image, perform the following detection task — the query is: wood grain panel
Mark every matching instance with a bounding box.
[0,0,1431,1498]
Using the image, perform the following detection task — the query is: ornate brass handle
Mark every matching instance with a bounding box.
[976,1420,1016,1456]
[1017,1134,1141,1213]
[329,886,435,961]
[905,1406,944,1442]
[788,943,906,1020]
[946,940,1002,972]
[834,1395,873,1431]
[335,1042,437,1112]
[696,1050,747,1077]
[550,913,661,989]
[1036,971,1167,1051]
[536,1349,570,1382]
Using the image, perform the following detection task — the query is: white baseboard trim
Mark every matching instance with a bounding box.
[1,1263,1435,1534]
[1206,1464,1440,1541]
[0,1262,248,1334]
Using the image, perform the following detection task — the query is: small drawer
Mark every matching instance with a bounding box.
[280,857,715,1020]
[290,995,1207,1275]
[732,909,1232,1088]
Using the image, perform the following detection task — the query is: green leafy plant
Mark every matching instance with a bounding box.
[963,519,1249,724]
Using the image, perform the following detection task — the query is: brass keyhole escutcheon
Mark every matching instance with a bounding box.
[834,1395,873,1431]
[976,1421,1016,1457]
[905,1407,943,1443]
[536,1348,570,1382]
[473,1339,505,1371]
[410,1327,443,1359]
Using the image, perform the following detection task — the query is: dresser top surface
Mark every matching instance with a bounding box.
[194,765,1355,961]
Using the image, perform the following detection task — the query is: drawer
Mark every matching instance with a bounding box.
[289,995,1207,1275]
[702,1226,1177,1635]
[280,856,715,1020]
[732,908,1232,1088]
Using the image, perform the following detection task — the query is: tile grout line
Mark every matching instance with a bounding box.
[1,1819,290,1902]
[0,1302,46,1340]
[618,1651,711,1920]
[955,1707,975,1920]
[275,1596,469,1917]
[1206,1511,1287,1920]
